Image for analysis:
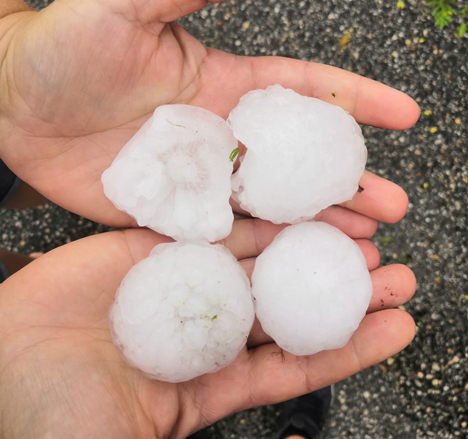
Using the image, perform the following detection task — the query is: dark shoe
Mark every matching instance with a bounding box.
[0,262,9,283]
[275,386,332,439]
[186,429,212,439]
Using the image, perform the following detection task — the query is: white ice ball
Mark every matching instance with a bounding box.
[102,105,237,242]
[228,85,367,224]
[110,242,254,383]
[252,222,372,356]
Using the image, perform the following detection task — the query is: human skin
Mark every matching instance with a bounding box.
[0,1,419,437]
[0,0,419,229]
[0,220,417,439]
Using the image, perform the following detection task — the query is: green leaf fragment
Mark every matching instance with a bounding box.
[229,148,240,162]
[428,0,456,30]
[379,237,393,245]
[211,315,218,320]
[459,21,467,37]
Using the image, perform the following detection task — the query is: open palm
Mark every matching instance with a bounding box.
[0,0,419,227]
[0,219,416,439]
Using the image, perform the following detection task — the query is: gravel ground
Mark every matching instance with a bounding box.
[1,0,467,438]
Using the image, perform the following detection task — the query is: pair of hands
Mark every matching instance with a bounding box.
[0,0,419,438]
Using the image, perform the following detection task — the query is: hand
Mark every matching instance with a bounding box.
[0,0,419,227]
[0,217,416,439]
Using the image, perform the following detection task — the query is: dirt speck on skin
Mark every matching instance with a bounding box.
[358,185,365,193]
[270,350,286,363]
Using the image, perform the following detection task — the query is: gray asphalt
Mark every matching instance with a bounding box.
[1,0,467,438]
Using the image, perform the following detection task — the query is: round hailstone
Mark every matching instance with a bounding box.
[227,84,367,224]
[252,222,372,356]
[110,242,254,383]
[102,105,237,242]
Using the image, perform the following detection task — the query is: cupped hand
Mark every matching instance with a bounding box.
[0,0,418,227]
[0,217,416,439]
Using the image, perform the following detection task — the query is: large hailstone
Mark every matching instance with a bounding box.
[102,105,237,242]
[252,222,372,356]
[110,242,254,383]
[228,85,367,224]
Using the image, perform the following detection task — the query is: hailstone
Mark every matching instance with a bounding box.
[102,105,237,242]
[110,242,254,383]
[252,222,372,356]
[228,84,367,224]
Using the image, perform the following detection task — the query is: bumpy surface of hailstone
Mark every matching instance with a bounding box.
[228,84,367,224]
[110,242,255,383]
[102,105,237,242]
[252,222,372,356]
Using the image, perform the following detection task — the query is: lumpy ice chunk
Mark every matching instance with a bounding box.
[252,222,372,356]
[102,105,237,242]
[227,85,367,224]
[110,242,255,383]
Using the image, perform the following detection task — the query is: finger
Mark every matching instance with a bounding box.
[218,220,288,260]
[230,197,251,217]
[314,206,378,239]
[248,58,420,130]
[230,202,378,240]
[230,171,405,227]
[247,318,270,348]
[230,172,403,227]
[121,228,174,262]
[367,264,417,313]
[242,310,415,409]
[357,239,380,270]
[192,52,420,130]
[226,212,380,260]
[342,171,409,223]
[221,215,378,260]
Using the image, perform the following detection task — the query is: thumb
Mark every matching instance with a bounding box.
[99,0,228,24]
